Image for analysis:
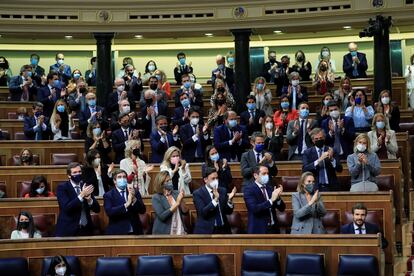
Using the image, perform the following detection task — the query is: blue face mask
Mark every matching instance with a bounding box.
[210,153,220,162]
[256,83,264,91]
[351,51,357,57]
[73,73,80,79]
[246,103,256,110]
[26,71,32,77]
[35,111,43,117]
[355,97,362,105]
[305,183,315,194]
[53,80,61,89]
[88,99,96,107]
[31,58,38,66]
[155,74,161,80]
[183,82,191,89]
[281,102,290,109]
[116,178,127,190]
[255,144,265,152]
[92,128,102,137]
[300,108,309,118]
[228,119,237,129]
[181,98,190,108]
[36,187,45,194]
[179,58,186,65]
[57,59,64,65]
[218,64,225,70]
[57,105,65,113]
[376,121,385,129]
[227,57,234,64]
[260,174,269,185]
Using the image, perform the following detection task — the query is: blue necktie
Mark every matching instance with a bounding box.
[318,148,327,185]
[212,191,223,227]
[298,120,305,154]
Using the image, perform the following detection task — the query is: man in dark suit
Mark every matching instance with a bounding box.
[303,128,343,192]
[141,89,169,138]
[106,78,136,116]
[322,101,356,160]
[243,165,286,234]
[9,64,37,102]
[179,106,210,163]
[85,57,97,86]
[150,115,181,163]
[78,92,107,135]
[192,167,236,234]
[274,55,291,96]
[211,55,234,92]
[49,52,72,85]
[340,203,388,249]
[240,95,266,135]
[36,72,63,117]
[342,42,368,79]
[174,52,193,85]
[173,92,204,127]
[262,50,281,83]
[23,102,50,140]
[29,53,45,86]
[174,74,203,108]
[123,64,143,102]
[55,162,100,237]
[286,102,317,160]
[103,169,146,235]
[240,132,278,191]
[213,111,249,162]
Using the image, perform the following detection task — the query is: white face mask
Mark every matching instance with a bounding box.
[93,158,101,167]
[356,143,367,152]
[117,85,125,92]
[330,110,340,119]
[122,105,130,114]
[291,80,299,86]
[265,122,273,130]
[55,266,67,276]
[209,179,219,190]
[190,117,199,126]
[381,97,390,105]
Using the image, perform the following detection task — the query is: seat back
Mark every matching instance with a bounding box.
[14,132,26,140]
[344,210,382,232]
[13,214,55,237]
[376,175,394,191]
[241,250,280,276]
[321,211,340,234]
[41,256,82,276]
[182,254,220,276]
[276,210,293,234]
[7,112,17,119]
[227,211,245,234]
[95,257,132,276]
[281,176,300,192]
[285,254,325,276]
[337,255,378,276]
[51,153,78,165]
[399,122,414,135]
[136,255,174,276]
[12,154,40,166]
[0,257,29,276]
[139,213,152,235]
[19,181,32,197]
[0,181,6,198]
[0,130,10,140]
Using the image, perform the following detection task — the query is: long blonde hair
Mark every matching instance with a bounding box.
[153,171,170,194]
[161,146,181,168]
[353,133,371,153]
[50,99,69,124]
[297,172,315,193]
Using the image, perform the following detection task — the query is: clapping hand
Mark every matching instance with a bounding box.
[228,187,237,201]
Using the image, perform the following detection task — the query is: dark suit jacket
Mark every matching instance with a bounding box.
[343,52,368,78]
[78,105,106,133]
[150,130,181,163]
[243,181,286,234]
[240,149,278,190]
[103,188,146,235]
[340,222,388,249]
[111,127,131,164]
[201,163,232,192]
[126,76,143,102]
[291,62,312,81]
[106,91,136,115]
[174,65,193,85]
[286,118,317,160]
[49,63,72,84]
[9,76,37,101]
[179,123,210,162]
[302,146,343,190]
[287,85,308,109]
[55,181,100,237]
[174,88,203,108]
[213,124,249,161]
[262,61,281,83]
[192,186,233,234]
[141,101,169,138]
[211,67,234,91]
[239,109,266,135]
[322,116,355,160]
[23,115,50,140]
[37,85,63,117]
[85,69,96,86]
[81,166,112,196]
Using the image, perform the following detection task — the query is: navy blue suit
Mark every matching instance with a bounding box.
[103,188,146,235]
[50,63,72,84]
[106,91,136,115]
[343,52,368,79]
[111,127,131,164]
[321,116,355,160]
[179,123,210,162]
[141,101,169,138]
[302,146,343,191]
[211,67,234,91]
[239,109,266,135]
[126,76,143,102]
[8,76,37,101]
[150,130,180,163]
[174,88,203,108]
[243,181,286,234]
[340,222,388,249]
[55,181,100,237]
[287,85,308,109]
[23,115,50,140]
[78,105,105,133]
[213,124,249,161]
[37,85,63,117]
[192,185,233,234]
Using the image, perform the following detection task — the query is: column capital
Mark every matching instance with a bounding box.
[93,32,115,43]
[230,29,252,38]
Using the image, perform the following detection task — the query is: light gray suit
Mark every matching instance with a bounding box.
[291,192,327,234]
[151,191,187,234]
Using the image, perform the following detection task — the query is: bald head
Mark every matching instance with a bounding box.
[114,78,125,86]
[348,42,358,52]
[216,55,225,66]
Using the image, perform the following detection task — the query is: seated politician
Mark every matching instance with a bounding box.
[150,115,181,163]
[202,145,233,193]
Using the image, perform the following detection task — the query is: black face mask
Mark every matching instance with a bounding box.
[21,156,31,162]
[20,221,29,229]
[0,63,6,69]
[145,98,153,106]
[315,140,325,148]
[320,66,327,72]
[269,57,276,63]
[79,87,87,94]
[215,99,225,106]
[296,56,304,62]
[149,83,158,90]
[282,63,288,68]
[217,87,225,93]
[122,63,127,68]
[160,125,168,132]
[132,148,140,157]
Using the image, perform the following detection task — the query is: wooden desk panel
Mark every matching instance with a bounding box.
[0,235,381,276]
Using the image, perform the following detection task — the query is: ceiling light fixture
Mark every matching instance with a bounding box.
[273,30,283,34]
[134,35,143,39]
[343,26,352,30]
[64,35,73,39]
[204,33,214,37]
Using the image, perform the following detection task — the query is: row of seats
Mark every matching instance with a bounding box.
[0,251,379,276]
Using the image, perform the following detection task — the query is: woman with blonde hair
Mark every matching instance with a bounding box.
[374,89,400,132]
[151,171,189,235]
[367,113,398,160]
[160,146,192,194]
[154,69,171,99]
[120,140,153,195]
[291,172,326,234]
[210,78,235,109]
[50,99,75,140]
[313,60,335,95]
[347,133,381,192]
[250,76,273,115]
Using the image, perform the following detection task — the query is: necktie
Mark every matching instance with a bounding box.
[250,111,255,119]
[260,186,267,199]
[318,149,327,185]
[292,87,297,110]
[22,84,29,101]
[124,129,128,139]
[194,126,203,157]
[121,190,126,203]
[211,191,223,227]
[256,153,261,163]
[35,118,42,141]
[298,119,305,154]
[260,186,272,225]
[333,123,342,155]
[75,185,88,226]
[357,227,363,234]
